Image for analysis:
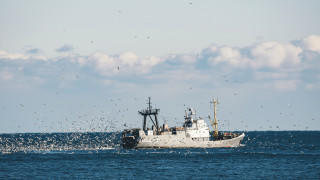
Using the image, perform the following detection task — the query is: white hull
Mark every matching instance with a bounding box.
[135,133,245,148]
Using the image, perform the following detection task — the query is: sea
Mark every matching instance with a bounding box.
[0,131,319,179]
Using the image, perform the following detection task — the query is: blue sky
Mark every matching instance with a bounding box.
[0,0,320,133]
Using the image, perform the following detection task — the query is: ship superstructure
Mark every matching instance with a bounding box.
[121,97,244,148]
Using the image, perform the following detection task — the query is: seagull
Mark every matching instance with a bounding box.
[117,67,119,70]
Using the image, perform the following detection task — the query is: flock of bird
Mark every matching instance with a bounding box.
[0,92,316,153]
[10,69,317,141]
[10,72,315,135]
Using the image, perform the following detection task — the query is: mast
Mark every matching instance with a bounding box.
[138,97,160,133]
[210,97,219,137]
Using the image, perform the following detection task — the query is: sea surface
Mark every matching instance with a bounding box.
[1,131,319,179]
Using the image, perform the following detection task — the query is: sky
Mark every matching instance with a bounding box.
[0,0,320,133]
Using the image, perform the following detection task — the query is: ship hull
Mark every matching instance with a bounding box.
[121,99,245,149]
[132,133,245,149]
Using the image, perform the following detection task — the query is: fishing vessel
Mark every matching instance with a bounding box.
[121,97,244,148]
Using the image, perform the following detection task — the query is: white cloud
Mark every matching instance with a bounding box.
[202,44,218,55]
[250,41,302,69]
[119,52,138,66]
[138,55,163,73]
[209,46,249,68]
[141,56,162,67]
[0,50,47,61]
[205,41,303,69]
[81,51,163,76]
[0,50,28,60]
[301,35,320,52]
[88,52,117,76]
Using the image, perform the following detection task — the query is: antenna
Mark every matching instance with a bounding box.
[147,96,152,110]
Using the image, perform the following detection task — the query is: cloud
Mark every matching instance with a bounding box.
[0,66,46,91]
[207,46,250,68]
[26,48,41,54]
[56,44,74,52]
[301,35,320,52]
[88,51,117,76]
[78,51,163,76]
[189,35,320,91]
[0,35,319,92]
[0,50,47,60]
[0,50,29,60]
[119,52,138,66]
[166,53,198,64]
[204,41,303,69]
[250,41,302,69]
